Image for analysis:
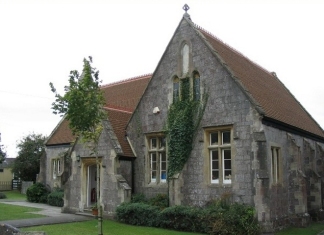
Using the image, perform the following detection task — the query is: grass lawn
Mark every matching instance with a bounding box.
[1,190,27,200]
[275,222,324,235]
[0,203,44,220]
[21,219,204,235]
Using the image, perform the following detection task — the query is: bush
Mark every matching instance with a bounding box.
[116,202,160,227]
[0,192,7,199]
[116,198,261,235]
[131,193,147,203]
[47,188,64,207]
[26,182,49,203]
[207,202,261,235]
[159,205,210,233]
[148,194,168,209]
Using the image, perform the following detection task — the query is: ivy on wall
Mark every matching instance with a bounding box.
[165,78,208,178]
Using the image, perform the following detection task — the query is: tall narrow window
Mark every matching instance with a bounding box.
[181,77,190,101]
[52,158,61,179]
[182,44,189,76]
[52,160,56,179]
[193,72,200,101]
[148,135,167,184]
[271,147,281,184]
[207,128,232,184]
[173,76,179,103]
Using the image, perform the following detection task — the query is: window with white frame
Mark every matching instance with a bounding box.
[207,129,232,184]
[271,147,281,184]
[148,135,167,183]
[52,158,61,179]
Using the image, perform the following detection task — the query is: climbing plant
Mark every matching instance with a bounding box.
[165,78,208,178]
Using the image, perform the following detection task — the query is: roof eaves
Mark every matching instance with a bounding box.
[45,115,70,145]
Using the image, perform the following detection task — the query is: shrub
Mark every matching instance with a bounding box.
[47,188,64,207]
[207,202,261,235]
[26,182,49,203]
[148,194,168,209]
[159,205,211,233]
[0,192,7,199]
[116,202,160,227]
[131,193,147,203]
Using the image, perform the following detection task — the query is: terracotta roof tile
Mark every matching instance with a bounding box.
[46,75,151,153]
[106,108,133,157]
[198,27,324,138]
[46,119,75,145]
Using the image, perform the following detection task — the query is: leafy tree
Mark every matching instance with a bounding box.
[50,57,106,235]
[11,133,46,181]
[0,132,6,164]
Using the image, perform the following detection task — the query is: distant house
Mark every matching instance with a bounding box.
[0,158,15,190]
[40,10,324,233]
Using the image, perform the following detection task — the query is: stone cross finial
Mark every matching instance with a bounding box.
[183,4,190,13]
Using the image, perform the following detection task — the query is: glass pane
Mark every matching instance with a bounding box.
[159,137,166,148]
[152,162,156,169]
[222,131,230,144]
[212,171,219,180]
[152,171,156,180]
[224,159,231,169]
[160,152,166,160]
[173,82,179,102]
[223,149,231,159]
[151,138,157,149]
[210,133,218,145]
[212,150,219,161]
[224,170,231,177]
[194,76,200,101]
[151,153,157,161]
[161,162,166,170]
[161,171,167,180]
[181,78,190,101]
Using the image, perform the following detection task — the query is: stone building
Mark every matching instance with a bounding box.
[41,10,324,232]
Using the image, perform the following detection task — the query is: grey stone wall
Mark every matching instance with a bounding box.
[45,145,70,189]
[62,119,132,215]
[259,125,324,230]
[127,18,259,207]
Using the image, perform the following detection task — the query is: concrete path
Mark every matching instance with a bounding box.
[0,200,93,228]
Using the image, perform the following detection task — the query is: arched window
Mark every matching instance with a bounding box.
[193,71,200,101]
[182,44,189,76]
[173,76,180,102]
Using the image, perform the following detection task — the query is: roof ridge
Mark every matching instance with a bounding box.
[194,23,274,77]
[101,73,152,88]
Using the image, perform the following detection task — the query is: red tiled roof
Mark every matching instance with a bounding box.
[197,26,324,138]
[46,119,75,145]
[106,107,133,157]
[46,75,151,154]
[102,74,151,112]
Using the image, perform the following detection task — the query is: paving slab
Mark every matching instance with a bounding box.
[0,200,93,228]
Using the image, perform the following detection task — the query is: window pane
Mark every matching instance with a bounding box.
[173,82,179,102]
[223,149,231,160]
[159,137,166,148]
[212,171,219,180]
[210,133,218,145]
[194,73,200,101]
[181,78,190,101]
[211,150,219,182]
[222,131,230,144]
[151,171,157,181]
[161,170,167,180]
[212,150,219,162]
[151,138,157,149]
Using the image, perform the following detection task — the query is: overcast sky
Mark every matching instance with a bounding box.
[1,0,323,158]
